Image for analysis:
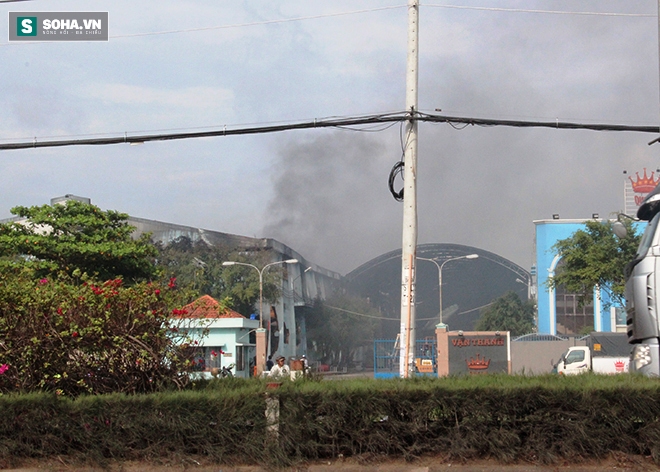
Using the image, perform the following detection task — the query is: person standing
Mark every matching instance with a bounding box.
[268,356,290,379]
[266,355,274,371]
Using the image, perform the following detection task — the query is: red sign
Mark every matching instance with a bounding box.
[629,168,660,206]
[451,337,505,348]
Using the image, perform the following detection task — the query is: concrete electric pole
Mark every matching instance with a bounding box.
[399,0,419,378]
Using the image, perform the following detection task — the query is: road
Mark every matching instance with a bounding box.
[4,456,659,472]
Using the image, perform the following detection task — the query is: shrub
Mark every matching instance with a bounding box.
[0,271,200,396]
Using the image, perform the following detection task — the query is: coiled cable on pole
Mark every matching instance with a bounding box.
[388,160,405,201]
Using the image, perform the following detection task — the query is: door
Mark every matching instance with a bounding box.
[562,348,590,375]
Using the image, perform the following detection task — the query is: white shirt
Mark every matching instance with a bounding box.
[268,362,291,378]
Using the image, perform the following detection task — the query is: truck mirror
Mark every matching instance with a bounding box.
[613,221,628,239]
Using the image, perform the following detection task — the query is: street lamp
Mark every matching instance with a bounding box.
[516,277,531,300]
[222,258,298,375]
[417,254,479,328]
[290,266,312,301]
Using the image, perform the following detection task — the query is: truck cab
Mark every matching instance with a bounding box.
[624,183,660,375]
[626,213,660,375]
[555,346,590,375]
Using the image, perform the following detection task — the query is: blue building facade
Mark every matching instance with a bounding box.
[535,218,644,335]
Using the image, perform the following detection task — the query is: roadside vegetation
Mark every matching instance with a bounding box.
[3,374,660,468]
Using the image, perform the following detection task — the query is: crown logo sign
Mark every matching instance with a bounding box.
[614,360,625,372]
[466,353,490,371]
[630,168,660,194]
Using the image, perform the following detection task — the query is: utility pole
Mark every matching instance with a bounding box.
[399,0,419,378]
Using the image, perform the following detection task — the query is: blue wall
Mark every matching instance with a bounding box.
[535,219,645,335]
[536,220,586,334]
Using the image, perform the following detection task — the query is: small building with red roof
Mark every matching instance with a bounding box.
[172,295,259,379]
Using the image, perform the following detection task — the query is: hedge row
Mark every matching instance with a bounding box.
[1,375,660,468]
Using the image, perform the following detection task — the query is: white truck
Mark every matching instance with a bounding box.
[554,332,630,375]
[622,182,660,375]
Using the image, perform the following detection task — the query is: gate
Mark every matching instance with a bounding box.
[374,337,437,378]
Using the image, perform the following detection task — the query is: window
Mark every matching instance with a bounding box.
[554,261,594,335]
[184,346,226,372]
[236,346,244,371]
[565,350,585,364]
[206,347,223,369]
[614,307,626,327]
[635,212,660,260]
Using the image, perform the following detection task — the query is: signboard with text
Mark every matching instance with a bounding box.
[9,12,108,42]
[447,333,510,374]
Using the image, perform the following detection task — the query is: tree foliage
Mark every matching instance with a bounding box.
[0,201,159,282]
[0,270,200,396]
[305,292,379,367]
[0,203,228,396]
[156,237,281,317]
[475,291,535,336]
[549,219,641,307]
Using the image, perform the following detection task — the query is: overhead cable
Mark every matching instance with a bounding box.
[0,113,405,151]
[2,112,659,151]
[0,5,408,47]
[112,5,407,39]
[420,112,660,133]
[424,3,655,17]
[1,3,648,48]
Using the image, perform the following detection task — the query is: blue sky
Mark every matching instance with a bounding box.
[1,1,659,274]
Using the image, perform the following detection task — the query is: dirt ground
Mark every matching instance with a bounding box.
[3,454,660,472]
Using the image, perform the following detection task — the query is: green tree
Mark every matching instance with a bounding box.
[0,201,159,282]
[549,219,641,307]
[156,237,281,317]
[475,291,535,336]
[305,292,379,368]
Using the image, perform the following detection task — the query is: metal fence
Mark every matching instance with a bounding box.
[512,333,589,342]
[374,338,437,378]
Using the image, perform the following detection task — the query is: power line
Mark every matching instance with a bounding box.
[325,304,396,321]
[327,299,494,321]
[0,113,405,150]
[111,5,407,39]
[2,3,646,48]
[420,112,660,133]
[417,300,493,321]
[1,112,658,151]
[424,3,655,18]
[0,5,408,47]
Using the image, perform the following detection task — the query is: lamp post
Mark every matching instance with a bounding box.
[222,258,298,376]
[417,254,479,327]
[516,277,531,300]
[289,266,312,303]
